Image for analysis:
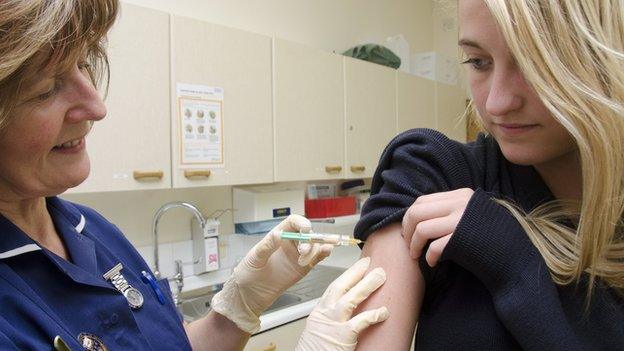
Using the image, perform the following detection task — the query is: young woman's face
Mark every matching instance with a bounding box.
[459,0,576,166]
[0,55,106,200]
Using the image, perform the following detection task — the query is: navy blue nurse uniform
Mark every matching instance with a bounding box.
[0,197,192,350]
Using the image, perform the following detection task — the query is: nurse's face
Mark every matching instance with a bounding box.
[0,54,106,200]
[459,0,576,166]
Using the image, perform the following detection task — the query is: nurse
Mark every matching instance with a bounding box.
[0,0,388,350]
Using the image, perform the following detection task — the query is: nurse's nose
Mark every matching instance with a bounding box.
[64,65,107,123]
[485,65,525,118]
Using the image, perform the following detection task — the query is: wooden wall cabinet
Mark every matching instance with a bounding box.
[397,71,436,134]
[72,4,467,194]
[171,16,274,188]
[435,82,467,142]
[273,39,345,182]
[344,57,398,179]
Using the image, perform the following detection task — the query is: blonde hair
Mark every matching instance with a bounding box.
[477,0,624,298]
[0,0,119,132]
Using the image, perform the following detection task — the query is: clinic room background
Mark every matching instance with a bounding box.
[60,1,466,348]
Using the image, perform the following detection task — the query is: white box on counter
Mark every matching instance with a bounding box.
[233,185,305,223]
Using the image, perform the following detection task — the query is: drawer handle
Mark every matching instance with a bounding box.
[262,343,276,351]
[184,170,211,179]
[350,165,366,173]
[325,166,342,174]
[133,171,164,181]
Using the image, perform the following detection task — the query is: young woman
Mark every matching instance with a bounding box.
[354,0,624,350]
[0,1,388,350]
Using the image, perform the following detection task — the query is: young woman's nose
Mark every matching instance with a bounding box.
[485,65,525,118]
[64,66,107,123]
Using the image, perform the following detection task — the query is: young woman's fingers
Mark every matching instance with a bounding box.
[401,200,451,247]
[409,216,455,259]
[414,188,473,204]
[426,234,452,267]
[348,307,390,334]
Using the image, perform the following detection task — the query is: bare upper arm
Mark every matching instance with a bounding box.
[355,223,425,351]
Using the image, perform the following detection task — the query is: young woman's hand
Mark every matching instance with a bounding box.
[401,188,474,266]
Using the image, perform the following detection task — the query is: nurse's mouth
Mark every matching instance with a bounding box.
[52,137,85,154]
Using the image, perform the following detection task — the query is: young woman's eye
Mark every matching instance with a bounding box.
[78,61,92,71]
[461,58,492,71]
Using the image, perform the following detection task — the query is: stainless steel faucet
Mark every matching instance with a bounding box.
[152,201,207,279]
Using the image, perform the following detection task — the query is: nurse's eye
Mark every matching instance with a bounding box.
[36,82,60,101]
[461,57,492,71]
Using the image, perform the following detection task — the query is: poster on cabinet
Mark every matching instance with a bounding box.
[176,83,225,168]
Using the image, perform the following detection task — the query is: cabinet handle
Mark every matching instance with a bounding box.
[184,170,211,179]
[325,166,343,174]
[262,343,276,351]
[133,171,164,181]
[350,165,366,173]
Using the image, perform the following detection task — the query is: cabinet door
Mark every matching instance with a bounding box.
[435,82,467,142]
[171,17,273,187]
[344,57,398,179]
[397,72,436,133]
[70,4,171,193]
[245,318,306,351]
[273,39,345,182]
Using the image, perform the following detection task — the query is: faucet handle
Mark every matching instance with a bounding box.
[174,260,183,276]
[171,259,199,280]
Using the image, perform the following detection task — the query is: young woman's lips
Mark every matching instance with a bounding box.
[496,123,538,136]
[52,137,86,154]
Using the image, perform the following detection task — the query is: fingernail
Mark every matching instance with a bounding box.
[380,307,390,320]
[371,267,386,282]
[357,257,371,268]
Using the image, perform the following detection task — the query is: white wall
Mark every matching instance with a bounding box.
[121,0,434,55]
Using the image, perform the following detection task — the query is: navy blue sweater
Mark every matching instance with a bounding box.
[354,128,624,350]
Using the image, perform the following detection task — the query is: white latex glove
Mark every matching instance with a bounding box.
[211,215,333,333]
[296,257,389,351]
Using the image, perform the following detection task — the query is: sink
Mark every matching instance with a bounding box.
[178,265,345,322]
[179,291,302,322]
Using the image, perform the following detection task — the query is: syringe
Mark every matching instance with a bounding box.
[280,231,364,246]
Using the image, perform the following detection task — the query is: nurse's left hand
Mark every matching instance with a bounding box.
[401,188,474,266]
[211,215,332,334]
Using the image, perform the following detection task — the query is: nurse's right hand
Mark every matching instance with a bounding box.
[211,215,332,334]
[296,257,389,351]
